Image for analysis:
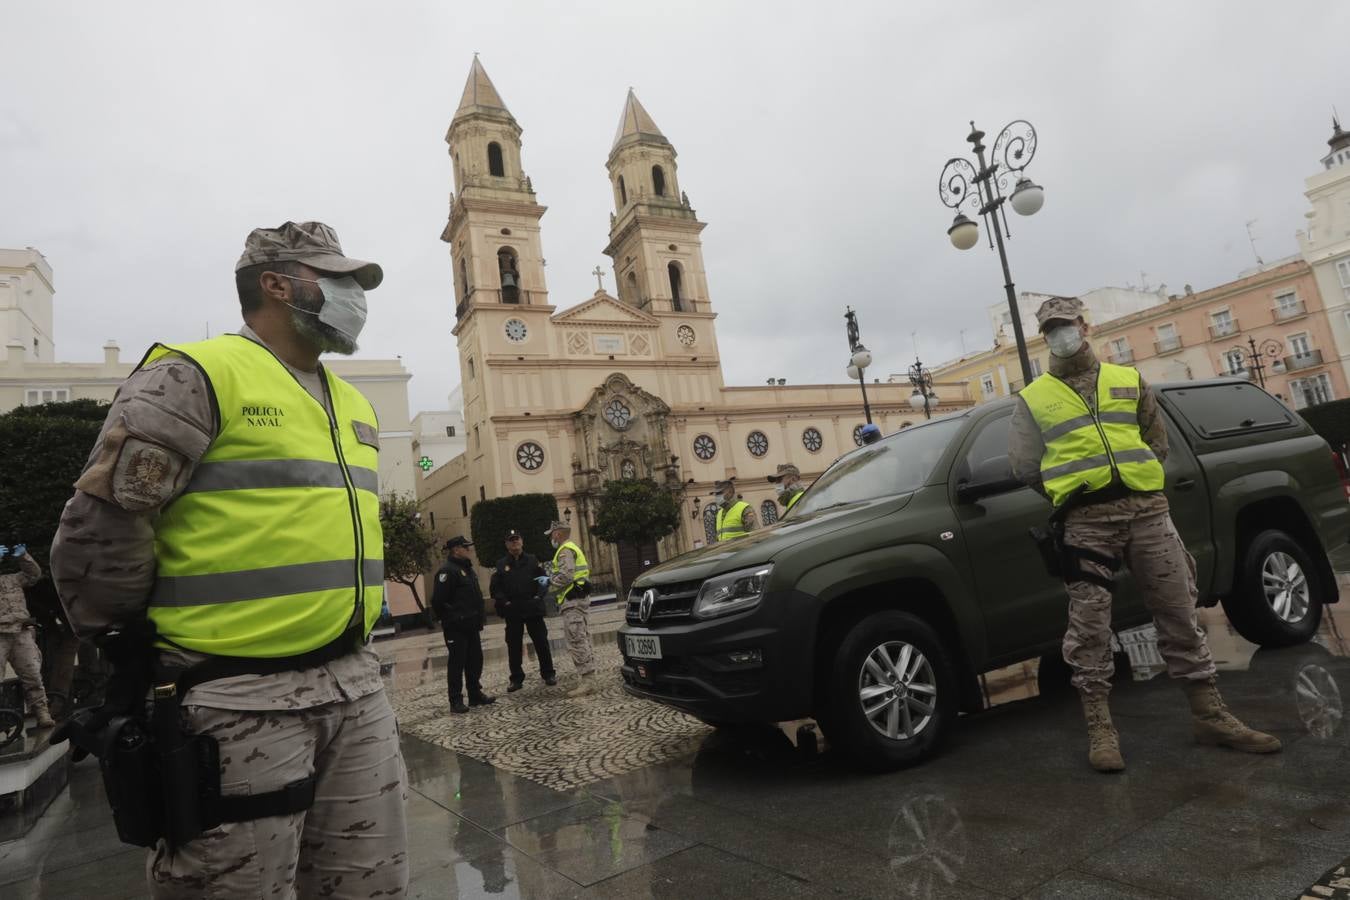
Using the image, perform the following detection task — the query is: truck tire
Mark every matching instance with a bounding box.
[816,611,958,771]
[1221,530,1324,648]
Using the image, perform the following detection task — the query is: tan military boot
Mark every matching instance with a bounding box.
[32,702,55,728]
[567,674,595,698]
[1184,678,1281,753]
[1080,693,1125,772]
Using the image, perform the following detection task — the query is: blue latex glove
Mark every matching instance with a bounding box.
[13,544,26,558]
[0,546,9,559]
[534,576,550,588]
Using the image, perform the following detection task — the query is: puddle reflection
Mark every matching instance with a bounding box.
[981,592,1350,728]
[888,794,966,899]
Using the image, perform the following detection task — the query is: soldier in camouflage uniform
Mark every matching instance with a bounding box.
[0,545,55,727]
[1010,295,1279,772]
[544,521,597,697]
[50,222,408,897]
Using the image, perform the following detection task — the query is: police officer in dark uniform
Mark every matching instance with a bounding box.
[490,529,557,692]
[431,536,495,714]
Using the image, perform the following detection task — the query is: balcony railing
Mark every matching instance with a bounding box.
[1273,300,1307,322]
[454,288,544,319]
[1208,319,1239,339]
[1154,337,1184,355]
[1108,349,1135,364]
[1284,349,1325,372]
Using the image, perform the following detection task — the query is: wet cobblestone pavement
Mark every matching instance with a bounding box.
[4,595,1350,897]
[391,643,712,791]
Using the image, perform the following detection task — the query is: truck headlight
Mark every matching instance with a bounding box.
[693,565,773,619]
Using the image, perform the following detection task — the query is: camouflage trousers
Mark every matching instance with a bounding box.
[560,595,595,676]
[0,628,50,713]
[148,687,409,899]
[1062,500,1216,696]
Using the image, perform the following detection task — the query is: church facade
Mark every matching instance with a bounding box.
[419,59,971,592]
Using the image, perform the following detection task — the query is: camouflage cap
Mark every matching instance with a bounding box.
[766,464,800,483]
[1035,296,1084,332]
[235,221,383,290]
[712,479,735,494]
[543,520,571,536]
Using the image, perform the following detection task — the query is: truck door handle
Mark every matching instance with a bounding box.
[1175,478,1196,491]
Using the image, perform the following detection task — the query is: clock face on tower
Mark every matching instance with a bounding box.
[504,319,528,343]
[677,325,696,346]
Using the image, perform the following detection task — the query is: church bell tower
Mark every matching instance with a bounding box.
[443,57,554,492]
[603,90,712,317]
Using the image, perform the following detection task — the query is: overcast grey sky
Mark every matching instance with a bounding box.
[4,1,1347,414]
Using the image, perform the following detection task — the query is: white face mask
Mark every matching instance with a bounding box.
[1046,325,1084,358]
[283,274,368,345]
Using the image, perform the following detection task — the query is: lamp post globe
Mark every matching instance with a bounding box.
[846,363,861,381]
[909,390,926,411]
[1009,178,1045,216]
[947,213,980,250]
[850,345,873,370]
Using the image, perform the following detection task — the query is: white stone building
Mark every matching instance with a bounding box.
[1297,117,1350,387]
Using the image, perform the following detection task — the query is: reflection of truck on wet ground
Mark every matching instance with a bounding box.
[619,379,1350,769]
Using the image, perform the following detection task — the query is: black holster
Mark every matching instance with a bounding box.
[55,621,348,850]
[1028,487,1121,590]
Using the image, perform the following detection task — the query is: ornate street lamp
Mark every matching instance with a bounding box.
[907,357,937,420]
[1230,336,1283,388]
[939,119,1045,385]
[844,307,874,425]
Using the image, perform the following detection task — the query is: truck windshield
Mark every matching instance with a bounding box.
[789,418,965,516]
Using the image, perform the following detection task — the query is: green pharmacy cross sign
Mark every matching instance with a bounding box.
[418,456,434,472]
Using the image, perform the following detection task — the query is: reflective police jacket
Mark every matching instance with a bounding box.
[141,335,384,657]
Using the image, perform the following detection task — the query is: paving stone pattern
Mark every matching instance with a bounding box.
[389,642,713,791]
[1302,862,1350,899]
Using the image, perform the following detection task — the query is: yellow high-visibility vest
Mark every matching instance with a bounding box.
[1019,363,1166,508]
[141,335,384,657]
[783,490,804,512]
[552,540,590,604]
[716,500,750,541]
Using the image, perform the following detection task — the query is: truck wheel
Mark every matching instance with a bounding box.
[817,611,957,771]
[1221,530,1324,648]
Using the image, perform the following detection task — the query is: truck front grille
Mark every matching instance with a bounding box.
[625,579,701,625]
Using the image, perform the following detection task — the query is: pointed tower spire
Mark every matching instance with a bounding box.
[455,55,512,122]
[612,89,669,150]
[1328,108,1350,159]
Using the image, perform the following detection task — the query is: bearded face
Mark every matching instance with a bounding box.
[289,278,358,355]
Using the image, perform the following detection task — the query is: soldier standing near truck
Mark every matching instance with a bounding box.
[1010,295,1280,773]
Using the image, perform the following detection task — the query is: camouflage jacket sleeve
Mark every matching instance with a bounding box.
[1009,397,1049,498]
[548,548,576,590]
[16,554,41,588]
[1137,374,1169,461]
[50,357,215,640]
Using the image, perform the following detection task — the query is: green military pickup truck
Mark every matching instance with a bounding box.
[618,380,1350,770]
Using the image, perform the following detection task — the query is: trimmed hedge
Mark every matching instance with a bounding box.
[468,493,559,568]
[1299,398,1350,449]
[0,399,110,627]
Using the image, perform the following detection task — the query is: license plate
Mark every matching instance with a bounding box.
[625,634,662,660]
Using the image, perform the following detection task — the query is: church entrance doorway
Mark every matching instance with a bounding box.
[616,539,660,598]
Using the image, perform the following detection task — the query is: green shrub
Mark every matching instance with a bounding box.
[468,493,559,567]
[0,399,111,627]
[1299,398,1350,449]
[591,478,680,546]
